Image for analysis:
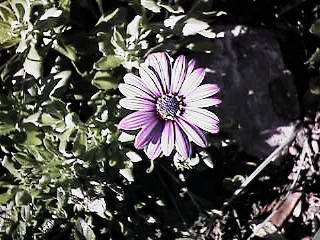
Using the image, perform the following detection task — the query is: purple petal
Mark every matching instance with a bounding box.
[119,98,155,111]
[134,120,163,149]
[146,132,162,160]
[186,97,222,108]
[119,83,155,101]
[186,84,220,101]
[170,55,187,94]
[176,117,207,148]
[139,65,163,96]
[145,52,172,93]
[161,121,175,156]
[183,107,219,134]
[174,122,192,159]
[186,59,196,77]
[118,111,156,130]
[124,73,155,97]
[179,68,205,96]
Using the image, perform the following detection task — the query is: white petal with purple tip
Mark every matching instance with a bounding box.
[134,120,163,149]
[145,52,172,93]
[176,117,207,148]
[186,59,196,77]
[118,111,156,130]
[186,97,221,108]
[179,68,205,96]
[139,65,164,96]
[170,55,187,94]
[186,84,220,101]
[146,133,162,160]
[119,98,155,111]
[174,122,191,159]
[123,73,155,97]
[119,83,155,101]
[184,107,219,134]
[161,121,175,156]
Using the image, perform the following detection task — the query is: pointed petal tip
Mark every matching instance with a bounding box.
[161,121,175,156]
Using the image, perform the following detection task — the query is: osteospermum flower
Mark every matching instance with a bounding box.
[118,52,221,160]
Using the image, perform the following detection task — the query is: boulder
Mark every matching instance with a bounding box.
[193,26,299,158]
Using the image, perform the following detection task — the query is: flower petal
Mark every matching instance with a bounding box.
[183,107,219,134]
[186,97,222,108]
[145,52,172,93]
[176,117,207,148]
[161,121,175,156]
[119,83,155,101]
[135,120,163,149]
[170,55,187,94]
[139,65,163,96]
[186,84,220,101]
[124,73,155,97]
[119,98,155,111]
[118,111,156,130]
[174,122,191,159]
[186,59,196,77]
[179,68,205,96]
[146,132,162,160]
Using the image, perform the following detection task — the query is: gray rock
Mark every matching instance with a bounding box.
[193,26,299,158]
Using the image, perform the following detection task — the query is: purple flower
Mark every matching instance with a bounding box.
[118,52,221,160]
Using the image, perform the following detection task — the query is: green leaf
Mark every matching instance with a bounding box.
[119,167,134,182]
[97,32,111,56]
[40,113,61,126]
[49,70,71,98]
[118,132,135,143]
[9,0,29,22]
[0,191,11,204]
[15,191,31,206]
[23,43,43,79]
[58,0,71,12]
[308,48,320,66]
[94,55,124,70]
[73,129,87,156]
[95,8,119,26]
[23,112,41,124]
[141,0,161,13]
[0,122,16,135]
[13,152,32,165]
[2,155,21,179]
[158,3,184,13]
[92,71,119,90]
[88,198,108,219]
[127,15,142,37]
[76,218,96,240]
[163,15,185,29]
[111,27,126,50]
[59,127,75,154]
[21,205,31,222]
[0,3,15,22]
[53,43,78,62]
[310,19,320,36]
[24,130,42,146]
[126,151,142,162]
[39,7,63,21]
[0,20,19,48]
[182,18,209,36]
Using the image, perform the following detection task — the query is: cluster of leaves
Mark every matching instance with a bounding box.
[0,0,226,239]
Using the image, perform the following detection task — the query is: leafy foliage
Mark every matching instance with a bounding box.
[0,0,226,239]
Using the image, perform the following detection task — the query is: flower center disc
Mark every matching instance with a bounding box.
[156,95,180,120]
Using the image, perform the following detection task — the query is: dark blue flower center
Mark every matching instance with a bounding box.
[156,95,180,120]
